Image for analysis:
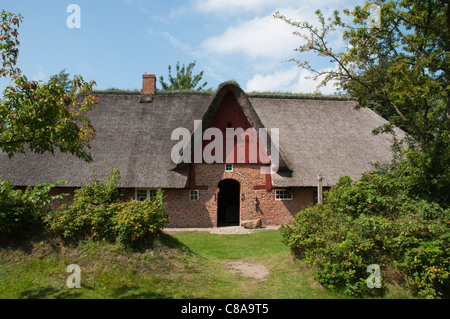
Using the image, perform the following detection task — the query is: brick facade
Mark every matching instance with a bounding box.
[163,163,315,227]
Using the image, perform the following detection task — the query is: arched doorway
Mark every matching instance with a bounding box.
[217,179,240,226]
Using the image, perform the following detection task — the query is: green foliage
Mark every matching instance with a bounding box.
[374,146,450,208]
[0,10,22,79]
[274,0,450,208]
[1,10,98,162]
[72,167,122,206]
[159,61,209,91]
[0,180,66,240]
[46,202,113,242]
[49,69,73,92]
[281,173,450,298]
[44,168,122,240]
[111,190,167,246]
[44,169,168,247]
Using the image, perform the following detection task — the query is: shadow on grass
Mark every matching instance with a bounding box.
[1,230,194,254]
[18,287,82,299]
[18,285,175,299]
[126,231,195,255]
[0,231,51,253]
[108,285,174,299]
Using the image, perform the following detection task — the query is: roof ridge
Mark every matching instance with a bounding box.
[89,90,354,101]
[90,90,141,95]
[247,92,355,101]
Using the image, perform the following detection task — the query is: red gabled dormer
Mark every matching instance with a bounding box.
[203,92,271,164]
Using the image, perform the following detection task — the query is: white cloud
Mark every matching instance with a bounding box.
[199,4,347,60]
[198,0,358,61]
[246,66,340,95]
[200,12,302,59]
[246,67,299,92]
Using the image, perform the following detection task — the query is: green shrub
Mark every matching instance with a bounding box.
[45,203,114,241]
[72,167,122,206]
[0,180,66,240]
[111,190,168,246]
[281,173,450,298]
[44,168,121,241]
[45,168,169,247]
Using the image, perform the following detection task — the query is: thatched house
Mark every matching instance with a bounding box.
[0,74,402,227]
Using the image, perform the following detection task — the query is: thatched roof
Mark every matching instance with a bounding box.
[0,82,403,188]
[250,96,403,186]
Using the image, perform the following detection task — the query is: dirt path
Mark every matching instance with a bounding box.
[223,260,270,280]
[163,226,279,235]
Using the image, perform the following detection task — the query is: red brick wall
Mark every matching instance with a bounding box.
[164,163,315,227]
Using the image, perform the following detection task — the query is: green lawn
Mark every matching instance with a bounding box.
[168,230,348,299]
[0,230,407,299]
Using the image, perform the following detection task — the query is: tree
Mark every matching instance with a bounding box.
[0,10,98,162]
[49,69,73,92]
[159,60,209,91]
[275,0,450,205]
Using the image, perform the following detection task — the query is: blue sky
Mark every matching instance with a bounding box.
[1,0,364,94]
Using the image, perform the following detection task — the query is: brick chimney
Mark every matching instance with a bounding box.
[141,74,156,94]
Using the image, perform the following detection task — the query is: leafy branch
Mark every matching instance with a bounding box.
[159,60,209,91]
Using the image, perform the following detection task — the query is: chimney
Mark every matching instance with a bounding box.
[141,74,156,94]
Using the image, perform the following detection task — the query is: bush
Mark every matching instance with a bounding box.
[45,168,169,246]
[46,202,115,241]
[281,173,450,298]
[45,168,121,241]
[111,190,168,246]
[72,167,122,206]
[0,180,66,240]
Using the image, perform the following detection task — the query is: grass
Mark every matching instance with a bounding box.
[168,230,348,299]
[0,230,411,299]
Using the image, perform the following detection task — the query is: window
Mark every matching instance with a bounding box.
[275,189,293,200]
[225,164,233,172]
[135,189,157,201]
[136,189,147,201]
[148,190,157,201]
[189,190,199,201]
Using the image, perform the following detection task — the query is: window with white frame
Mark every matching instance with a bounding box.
[274,189,293,200]
[225,163,233,172]
[189,190,199,201]
[135,189,157,201]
